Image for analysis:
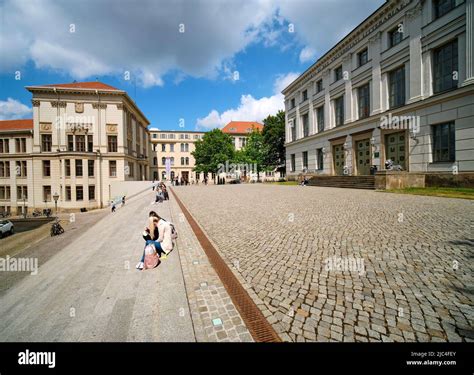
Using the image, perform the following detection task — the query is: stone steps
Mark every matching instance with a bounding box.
[308,176,375,190]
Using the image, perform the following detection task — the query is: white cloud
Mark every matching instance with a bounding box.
[196,72,299,129]
[0,0,275,87]
[0,0,383,87]
[0,98,32,120]
[299,46,317,63]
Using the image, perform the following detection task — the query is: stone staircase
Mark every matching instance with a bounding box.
[308,175,375,190]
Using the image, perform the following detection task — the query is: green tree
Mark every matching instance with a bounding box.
[192,128,234,182]
[241,129,267,181]
[262,110,286,172]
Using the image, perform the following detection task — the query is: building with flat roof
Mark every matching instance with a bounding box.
[283,0,474,186]
[149,130,204,183]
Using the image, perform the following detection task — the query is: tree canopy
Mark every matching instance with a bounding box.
[192,128,235,175]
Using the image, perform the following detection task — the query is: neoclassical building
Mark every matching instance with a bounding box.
[283,0,474,184]
[0,81,150,214]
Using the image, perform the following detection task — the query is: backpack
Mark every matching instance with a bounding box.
[143,243,160,269]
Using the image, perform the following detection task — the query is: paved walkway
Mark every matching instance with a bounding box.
[172,184,474,343]
[0,188,251,342]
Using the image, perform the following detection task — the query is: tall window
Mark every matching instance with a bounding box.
[358,83,370,119]
[15,138,26,153]
[358,48,368,67]
[109,160,117,177]
[17,185,28,200]
[170,144,175,152]
[181,157,185,165]
[65,186,72,201]
[16,161,27,177]
[108,136,118,152]
[432,122,455,162]
[316,79,323,93]
[75,159,83,177]
[43,186,51,202]
[302,90,308,102]
[76,186,83,201]
[170,157,175,166]
[317,106,325,133]
[334,66,343,82]
[389,66,406,108]
[302,151,308,169]
[161,144,166,152]
[317,149,324,170]
[162,157,166,165]
[41,134,52,152]
[0,139,9,153]
[88,160,94,177]
[153,157,157,166]
[68,135,74,151]
[302,113,309,138]
[43,160,51,177]
[76,135,86,152]
[291,119,296,141]
[290,154,296,172]
[434,0,456,19]
[291,98,296,109]
[65,159,71,177]
[334,95,345,126]
[89,185,95,200]
[185,157,189,165]
[433,40,458,94]
[389,25,403,48]
[87,135,93,152]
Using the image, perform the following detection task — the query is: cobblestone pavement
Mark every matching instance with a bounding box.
[172,184,474,343]
[167,193,253,342]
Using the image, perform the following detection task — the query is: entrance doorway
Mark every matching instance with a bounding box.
[385,131,406,170]
[182,171,189,183]
[333,144,345,175]
[356,138,371,175]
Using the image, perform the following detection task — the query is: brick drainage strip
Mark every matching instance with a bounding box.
[170,187,281,343]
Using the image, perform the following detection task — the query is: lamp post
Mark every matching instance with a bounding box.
[53,192,59,217]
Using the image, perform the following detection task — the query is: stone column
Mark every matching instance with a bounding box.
[343,54,353,123]
[370,32,383,114]
[323,71,331,128]
[407,3,423,103]
[463,0,474,86]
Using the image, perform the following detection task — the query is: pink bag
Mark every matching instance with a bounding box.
[143,243,160,269]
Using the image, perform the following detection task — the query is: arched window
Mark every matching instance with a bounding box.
[181,157,184,165]
[162,157,166,165]
[161,171,166,180]
[185,157,189,165]
[170,171,175,180]
[170,157,175,166]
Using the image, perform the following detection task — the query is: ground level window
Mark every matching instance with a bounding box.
[432,122,455,162]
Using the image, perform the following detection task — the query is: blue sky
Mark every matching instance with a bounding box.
[0,0,384,131]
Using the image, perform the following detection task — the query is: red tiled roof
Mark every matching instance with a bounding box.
[40,81,120,91]
[222,121,263,134]
[0,119,33,131]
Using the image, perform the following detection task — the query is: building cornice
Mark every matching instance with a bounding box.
[282,0,414,95]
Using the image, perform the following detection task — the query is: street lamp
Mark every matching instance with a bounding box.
[53,192,59,217]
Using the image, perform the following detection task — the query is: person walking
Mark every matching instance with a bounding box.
[111,201,116,213]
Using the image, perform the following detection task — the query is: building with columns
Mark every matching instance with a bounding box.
[283,0,474,181]
[0,81,151,214]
